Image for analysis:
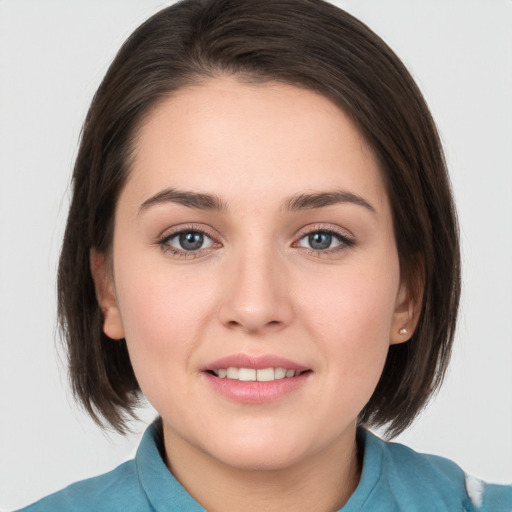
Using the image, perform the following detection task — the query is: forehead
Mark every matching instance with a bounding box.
[125,77,388,212]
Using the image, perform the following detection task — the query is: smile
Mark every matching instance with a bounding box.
[203,354,312,402]
[210,367,305,381]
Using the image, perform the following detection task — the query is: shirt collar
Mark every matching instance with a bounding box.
[135,419,206,511]
[135,420,383,511]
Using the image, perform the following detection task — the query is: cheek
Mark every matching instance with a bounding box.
[113,259,217,389]
[296,258,399,381]
[299,265,399,338]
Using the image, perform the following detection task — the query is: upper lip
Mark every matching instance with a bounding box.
[203,354,310,372]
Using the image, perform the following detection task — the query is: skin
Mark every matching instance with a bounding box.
[92,77,417,511]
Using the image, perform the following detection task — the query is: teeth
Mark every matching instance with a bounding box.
[226,367,239,379]
[274,367,287,380]
[238,368,256,381]
[213,367,301,381]
[256,368,274,382]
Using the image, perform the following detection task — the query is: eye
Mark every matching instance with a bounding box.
[296,229,353,251]
[159,229,216,254]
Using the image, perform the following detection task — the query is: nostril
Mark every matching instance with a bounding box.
[219,297,293,332]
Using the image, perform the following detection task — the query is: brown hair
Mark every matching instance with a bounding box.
[58,0,460,436]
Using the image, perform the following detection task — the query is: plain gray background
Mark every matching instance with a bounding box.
[1,0,511,509]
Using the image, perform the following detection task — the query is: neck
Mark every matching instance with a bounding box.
[162,424,362,512]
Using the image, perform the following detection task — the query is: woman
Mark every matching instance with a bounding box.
[9,0,512,510]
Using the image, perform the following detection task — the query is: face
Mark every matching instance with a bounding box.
[94,77,413,473]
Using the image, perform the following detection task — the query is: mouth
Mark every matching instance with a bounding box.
[207,367,311,381]
[202,354,312,403]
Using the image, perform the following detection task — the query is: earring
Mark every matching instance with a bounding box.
[399,328,408,335]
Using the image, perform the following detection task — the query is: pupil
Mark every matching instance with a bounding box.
[309,232,332,250]
[179,232,204,250]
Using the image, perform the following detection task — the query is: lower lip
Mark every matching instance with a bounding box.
[203,372,311,403]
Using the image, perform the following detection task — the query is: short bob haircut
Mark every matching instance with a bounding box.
[58,0,460,436]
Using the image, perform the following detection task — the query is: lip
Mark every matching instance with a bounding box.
[201,353,312,404]
[203,353,309,372]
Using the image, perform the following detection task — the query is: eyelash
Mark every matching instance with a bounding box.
[156,224,355,259]
[157,225,219,259]
[294,225,355,256]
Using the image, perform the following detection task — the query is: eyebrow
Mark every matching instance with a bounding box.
[139,188,227,214]
[284,190,376,213]
[138,187,376,215]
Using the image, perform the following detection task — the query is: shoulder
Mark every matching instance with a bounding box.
[16,460,149,512]
[366,431,512,512]
[16,420,205,512]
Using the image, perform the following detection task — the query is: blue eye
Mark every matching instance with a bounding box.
[308,232,334,250]
[297,230,351,251]
[178,232,205,251]
[164,230,215,252]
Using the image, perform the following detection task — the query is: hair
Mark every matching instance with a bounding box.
[58,0,460,436]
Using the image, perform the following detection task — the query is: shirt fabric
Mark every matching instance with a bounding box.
[18,421,512,511]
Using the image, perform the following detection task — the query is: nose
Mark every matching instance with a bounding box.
[218,247,294,334]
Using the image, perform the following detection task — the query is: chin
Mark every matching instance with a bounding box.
[204,429,318,472]
[217,447,304,472]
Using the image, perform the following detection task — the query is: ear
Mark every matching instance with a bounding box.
[389,277,423,345]
[90,249,125,340]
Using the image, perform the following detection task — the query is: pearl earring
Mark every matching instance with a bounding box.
[399,328,408,335]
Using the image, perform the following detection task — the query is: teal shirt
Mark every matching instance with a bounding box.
[19,421,512,511]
